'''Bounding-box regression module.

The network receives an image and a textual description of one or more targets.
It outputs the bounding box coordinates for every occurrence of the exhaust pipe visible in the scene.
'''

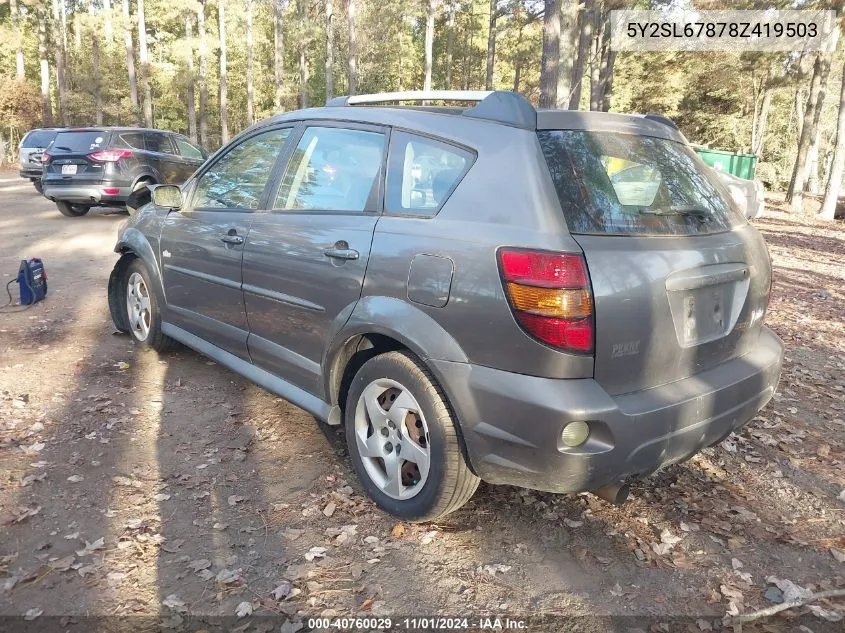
[592,483,629,506]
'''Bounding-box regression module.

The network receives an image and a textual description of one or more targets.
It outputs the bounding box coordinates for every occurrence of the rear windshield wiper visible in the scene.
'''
[641,206,712,221]
[53,146,73,152]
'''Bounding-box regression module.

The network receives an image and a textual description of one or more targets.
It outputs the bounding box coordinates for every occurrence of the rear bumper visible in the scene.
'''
[42,183,131,205]
[433,326,784,493]
[19,168,42,179]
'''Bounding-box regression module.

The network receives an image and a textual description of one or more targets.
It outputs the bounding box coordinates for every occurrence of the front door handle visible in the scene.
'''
[324,246,359,260]
[221,234,244,245]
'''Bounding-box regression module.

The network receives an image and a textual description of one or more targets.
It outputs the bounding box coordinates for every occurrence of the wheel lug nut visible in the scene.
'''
[380,428,389,437]
[384,442,393,454]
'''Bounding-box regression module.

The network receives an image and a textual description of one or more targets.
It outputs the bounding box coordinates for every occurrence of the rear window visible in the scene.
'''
[537,130,744,236]
[51,131,110,154]
[21,130,57,148]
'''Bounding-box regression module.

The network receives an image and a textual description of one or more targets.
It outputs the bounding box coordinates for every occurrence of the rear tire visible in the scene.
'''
[345,350,479,522]
[123,259,176,352]
[56,200,91,217]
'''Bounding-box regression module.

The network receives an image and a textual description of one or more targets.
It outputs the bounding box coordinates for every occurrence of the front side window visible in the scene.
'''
[386,131,472,215]
[175,137,204,160]
[274,126,385,212]
[537,130,745,236]
[193,127,291,210]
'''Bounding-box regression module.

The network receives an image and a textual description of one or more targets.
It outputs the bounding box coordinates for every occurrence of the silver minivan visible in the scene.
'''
[108,91,783,521]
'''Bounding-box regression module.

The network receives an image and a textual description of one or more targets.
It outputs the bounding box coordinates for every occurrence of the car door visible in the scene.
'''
[172,134,207,182]
[143,131,182,183]
[242,123,388,396]
[159,126,293,360]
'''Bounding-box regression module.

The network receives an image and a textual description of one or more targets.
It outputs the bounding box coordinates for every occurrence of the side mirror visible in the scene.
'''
[152,184,183,209]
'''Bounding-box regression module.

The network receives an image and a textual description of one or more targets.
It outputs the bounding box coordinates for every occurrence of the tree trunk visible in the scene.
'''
[53,0,69,125]
[569,0,593,110]
[218,0,229,143]
[424,0,437,92]
[246,0,255,124]
[103,0,113,41]
[38,8,53,125]
[787,45,836,212]
[819,57,845,220]
[445,3,454,89]
[556,0,578,108]
[347,0,357,95]
[298,0,308,108]
[122,0,140,125]
[539,0,560,108]
[89,0,103,125]
[752,89,773,156]
[273,0,284,110]
[325,0,334,101]
[198,1,209,148]
[138,0,153,126]
[485,0,496,90]
[61,0,69,72]
[11,0,24,78]
[186,15,197,142]
[807,124,823,194]
[589,8,606,111]
[597,49,616,111]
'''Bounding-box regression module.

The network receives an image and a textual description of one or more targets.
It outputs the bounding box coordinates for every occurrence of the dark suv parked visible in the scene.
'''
[108,91,783,521]
[19,127,64,193]
[42,127,206,217]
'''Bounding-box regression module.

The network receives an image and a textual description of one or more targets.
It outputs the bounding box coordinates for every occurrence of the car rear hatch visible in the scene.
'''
[44,130,113,185]
[20,130,58,169]
[537,124,772,396]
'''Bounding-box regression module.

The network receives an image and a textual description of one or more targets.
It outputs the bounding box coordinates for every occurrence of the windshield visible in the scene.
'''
[22,130,58,149]
[537,130,745,236]
[51,131,110,154]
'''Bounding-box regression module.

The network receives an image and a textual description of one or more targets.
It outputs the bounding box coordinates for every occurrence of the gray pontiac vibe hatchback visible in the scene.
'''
[107,90,784,521]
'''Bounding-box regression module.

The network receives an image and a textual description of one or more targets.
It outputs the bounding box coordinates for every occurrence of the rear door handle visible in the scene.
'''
[221,234,244,245]
[324,247,359,260]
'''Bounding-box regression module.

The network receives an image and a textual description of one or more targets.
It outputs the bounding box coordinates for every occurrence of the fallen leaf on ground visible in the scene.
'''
[390,524,405,538]
[23,608,42,621]
[75,537,105,557]
[831,547,845,563]
[271,581,292,600]
[235,601,252,618]
[304,546,327,561]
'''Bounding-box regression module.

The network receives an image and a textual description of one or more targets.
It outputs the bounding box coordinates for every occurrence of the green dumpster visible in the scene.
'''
[693,146,758,180]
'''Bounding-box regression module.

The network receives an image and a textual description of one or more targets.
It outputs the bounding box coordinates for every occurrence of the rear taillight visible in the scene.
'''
[498,248,594,353]
[89,149,133,162]
[41,152,51,164]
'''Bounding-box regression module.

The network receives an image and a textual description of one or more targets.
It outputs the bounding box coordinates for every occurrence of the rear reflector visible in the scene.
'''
[499,248,594,354]
[89,149,133,162]
[103,188,120,195]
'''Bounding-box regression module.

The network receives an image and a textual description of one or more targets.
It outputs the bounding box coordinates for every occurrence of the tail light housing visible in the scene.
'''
[41,152,51,164]
[498,248,594,353]
[89,149,133,162]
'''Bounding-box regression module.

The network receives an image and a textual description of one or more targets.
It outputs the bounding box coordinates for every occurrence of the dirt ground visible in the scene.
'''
[1,172,843,632]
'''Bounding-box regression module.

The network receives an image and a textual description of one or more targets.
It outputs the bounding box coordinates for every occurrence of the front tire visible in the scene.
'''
[123,259,176,352]
[345,351,479,522]
[56,200,90,217]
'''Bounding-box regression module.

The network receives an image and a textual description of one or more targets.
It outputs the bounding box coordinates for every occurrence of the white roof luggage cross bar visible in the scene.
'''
[345,90,493,105]
[324,89,538,130]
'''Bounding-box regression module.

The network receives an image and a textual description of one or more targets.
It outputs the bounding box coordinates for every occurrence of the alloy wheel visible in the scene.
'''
[126,272,152,342]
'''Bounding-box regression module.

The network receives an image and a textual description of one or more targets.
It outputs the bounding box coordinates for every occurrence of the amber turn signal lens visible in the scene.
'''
[506,283,592,318]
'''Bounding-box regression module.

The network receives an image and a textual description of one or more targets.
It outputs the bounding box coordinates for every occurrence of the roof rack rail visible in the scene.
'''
[325,90,537,130]
[643,113,679,130]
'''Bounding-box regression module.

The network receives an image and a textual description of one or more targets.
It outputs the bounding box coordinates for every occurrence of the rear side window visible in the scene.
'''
[118,133,145,150]
[144,132,176,154]
[274,126,385,212]
[51,131,109,153]
[537,130,744,236]
[22,130,57,148]
[386,131,472,216]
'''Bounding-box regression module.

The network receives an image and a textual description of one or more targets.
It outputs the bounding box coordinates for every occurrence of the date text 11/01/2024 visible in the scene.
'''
[306,617,527,630]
